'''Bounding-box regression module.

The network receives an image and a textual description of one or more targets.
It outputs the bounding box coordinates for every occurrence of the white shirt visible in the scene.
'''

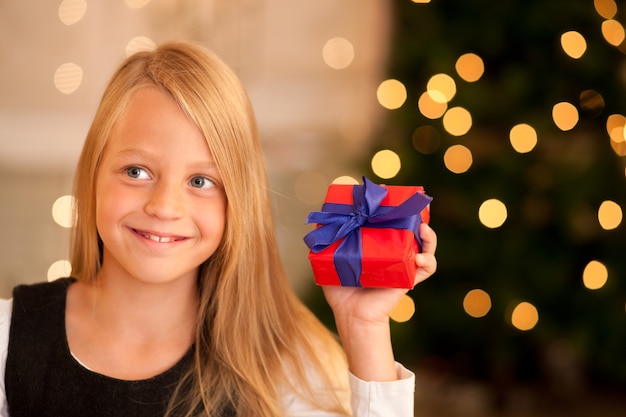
[0,298,414,416]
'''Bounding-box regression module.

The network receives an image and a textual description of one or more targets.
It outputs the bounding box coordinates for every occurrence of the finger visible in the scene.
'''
[414,252,437,286]
[419,223,437,255]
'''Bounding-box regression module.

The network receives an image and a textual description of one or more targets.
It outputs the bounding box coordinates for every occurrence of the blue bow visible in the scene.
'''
[304,177,432,286]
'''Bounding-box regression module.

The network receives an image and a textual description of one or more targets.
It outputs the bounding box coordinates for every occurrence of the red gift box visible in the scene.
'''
[304,179,431,289]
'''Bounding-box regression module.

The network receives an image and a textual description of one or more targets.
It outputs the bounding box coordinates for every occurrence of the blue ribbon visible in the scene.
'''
[304,177,432,287]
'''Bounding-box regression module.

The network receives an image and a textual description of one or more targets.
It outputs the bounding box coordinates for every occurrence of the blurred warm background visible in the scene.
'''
[1,1,625,416]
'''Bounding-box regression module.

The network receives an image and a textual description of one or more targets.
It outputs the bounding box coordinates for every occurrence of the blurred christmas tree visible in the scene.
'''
[306,0,626,409]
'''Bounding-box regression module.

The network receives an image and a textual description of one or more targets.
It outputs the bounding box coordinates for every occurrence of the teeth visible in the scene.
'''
[141,232,177,243]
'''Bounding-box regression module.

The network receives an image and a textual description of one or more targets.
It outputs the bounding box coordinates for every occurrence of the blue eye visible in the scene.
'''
[126,166,149,179]
[190,176,215,189]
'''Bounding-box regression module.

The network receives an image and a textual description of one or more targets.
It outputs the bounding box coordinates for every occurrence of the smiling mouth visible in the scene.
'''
[133,229,186,243]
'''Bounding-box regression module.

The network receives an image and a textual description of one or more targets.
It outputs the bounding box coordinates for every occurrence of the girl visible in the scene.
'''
[0,41,437,416]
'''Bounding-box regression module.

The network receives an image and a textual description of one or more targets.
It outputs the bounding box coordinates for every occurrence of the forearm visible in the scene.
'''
[335,314,398,382]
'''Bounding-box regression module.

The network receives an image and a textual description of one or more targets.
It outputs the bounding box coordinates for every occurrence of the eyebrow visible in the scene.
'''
[113,148,219,170]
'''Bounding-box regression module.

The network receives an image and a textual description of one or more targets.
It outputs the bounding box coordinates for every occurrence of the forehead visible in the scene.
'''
[102,87,214,164]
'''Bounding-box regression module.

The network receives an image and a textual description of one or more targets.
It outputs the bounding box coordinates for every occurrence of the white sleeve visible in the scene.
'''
[349,363,415,417]
[0,298,12,417]
[281,362,414,417]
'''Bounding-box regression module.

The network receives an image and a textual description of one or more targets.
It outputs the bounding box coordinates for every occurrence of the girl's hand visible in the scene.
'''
[321,223,437,381]
[322,223,437,324]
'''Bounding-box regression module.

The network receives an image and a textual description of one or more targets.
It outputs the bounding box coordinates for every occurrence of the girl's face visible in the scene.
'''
[94,87,226,287]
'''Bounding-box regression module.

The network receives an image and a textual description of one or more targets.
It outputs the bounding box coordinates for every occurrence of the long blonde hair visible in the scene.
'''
[70,42,349,416]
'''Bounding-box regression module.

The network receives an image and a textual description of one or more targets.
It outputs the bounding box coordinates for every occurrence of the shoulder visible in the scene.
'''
[11,278,74,315]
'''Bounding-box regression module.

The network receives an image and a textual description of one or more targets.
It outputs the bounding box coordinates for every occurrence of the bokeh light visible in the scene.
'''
[418,91,448,119]
[126,36,156,57]
[601,19,626,47]
[52,195,75,228]
[594,0,618,19]
[371,149,401,179]
[427,73,456,103]
[582,260,608,290]
[442,106,472,136]
[463,289,492,318]
[443,144,473,174]
[479,199,508,228]
[377,79,407,110]
[552,102,579,131]
[54,63,83,95]
[47,260,72,282]
[390,295,416,322]
[509,123,538,153]
[332,175,359,185]
[598,200,622,230]
[455,53,485,82]
[579,89,605,117]
[412,125,441,154]
[510,302,539,331]
[560,31,587,59]
[322,37,355,70]
[58,0,87,26]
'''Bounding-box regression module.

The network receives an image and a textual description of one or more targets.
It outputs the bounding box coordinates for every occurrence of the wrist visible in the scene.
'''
[335,313,397,382]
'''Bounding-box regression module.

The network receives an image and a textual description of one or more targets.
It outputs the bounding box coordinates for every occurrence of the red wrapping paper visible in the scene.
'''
[307,183,430,288]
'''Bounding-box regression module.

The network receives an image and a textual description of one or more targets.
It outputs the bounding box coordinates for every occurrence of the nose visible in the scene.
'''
[144,181,185,220]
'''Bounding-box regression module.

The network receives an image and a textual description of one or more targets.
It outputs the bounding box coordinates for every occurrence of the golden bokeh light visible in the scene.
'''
[601,19,626,46]
[322,37,355,70]
[418,91,448,119]
[126,36,156,57]
[443,107,472,136]
[125,0,152,9]
[390,295,416,323]
[377,79,407,110]
[332,175,359,185]
[47,260,72,282]
[54,62,83,95]
[411,0,431,3]
[294,171,328,205]
[463,289,492,318]
[412,125,441,154]
[583,260,608,290]
[510,302,539,331]
[371,149,401,179]
[443,144,473,174]
[598,200,623,230]
[594,0,618,19]
[552,102,579,131]
[52,195,75,229]
[560,31,587,59]
[509,123,538,153]
[479,198,508,229]
[455,53,485,82]
[58,0,87,26]
[427,73,456,103]
[606,114,626,156]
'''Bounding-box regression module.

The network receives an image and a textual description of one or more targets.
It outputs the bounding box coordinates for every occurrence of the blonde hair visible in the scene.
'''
[70,42,349,416]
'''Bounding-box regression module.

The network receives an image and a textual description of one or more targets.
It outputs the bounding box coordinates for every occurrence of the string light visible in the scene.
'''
[552,102,579,131]
[510,302,539,331]
[582,260,608,290]
[510,123,538,153]
[377,79,407,110]
[442,106,472,136]
[443,144,473,174]
[371,149,401,179]
[455,53,485,82]
[463,289,491,318]
[479,199,508,229]
[54,63,83,95]
[322,37,355,70]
